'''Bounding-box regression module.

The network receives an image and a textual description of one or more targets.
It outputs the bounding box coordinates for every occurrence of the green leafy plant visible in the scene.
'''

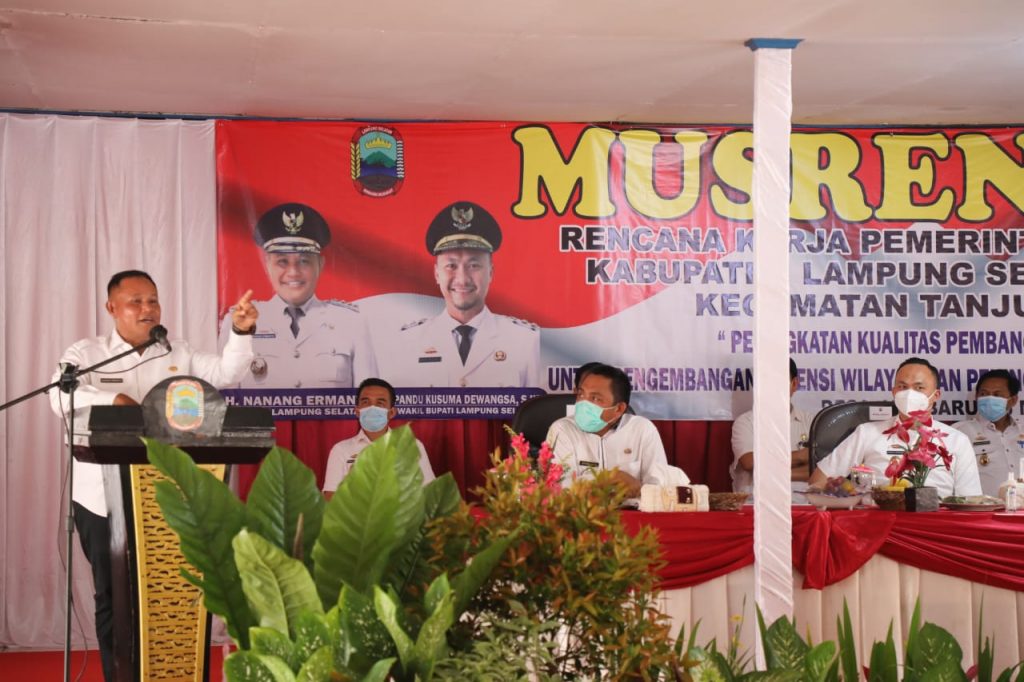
[146,426,514,682]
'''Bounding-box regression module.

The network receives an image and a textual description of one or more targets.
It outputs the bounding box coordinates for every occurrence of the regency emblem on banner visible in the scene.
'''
[351,125,405,197]
[165,379,204,431]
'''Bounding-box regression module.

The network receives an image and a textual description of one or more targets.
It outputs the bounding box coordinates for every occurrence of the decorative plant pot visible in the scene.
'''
[871,488,906,511]
[904,486,939,512]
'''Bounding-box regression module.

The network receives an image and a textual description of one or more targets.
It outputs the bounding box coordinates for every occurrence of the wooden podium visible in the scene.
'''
[74,376,274,682]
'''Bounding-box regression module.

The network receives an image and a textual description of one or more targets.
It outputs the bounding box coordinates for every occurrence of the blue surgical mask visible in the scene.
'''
[574,400,611,433]
[978,396,1009,423]
[358,405,390,433]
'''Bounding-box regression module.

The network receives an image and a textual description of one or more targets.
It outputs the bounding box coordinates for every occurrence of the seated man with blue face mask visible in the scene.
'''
[953,369,1023,497]
[809,357,981,497]
[323,378,435,498]
[545,363,683,497]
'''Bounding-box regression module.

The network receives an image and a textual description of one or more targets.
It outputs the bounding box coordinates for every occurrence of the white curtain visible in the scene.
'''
[0,114,217,649]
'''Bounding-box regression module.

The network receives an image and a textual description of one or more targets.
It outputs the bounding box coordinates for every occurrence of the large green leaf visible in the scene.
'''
[410,590,455,681]
[757,610,809,671]
[915,623,964,671]
[423,572,452,617]
[867,625,897,682]
[294,645,333,682]
[289,611,332,672]
[373,585,415,675]
[246,447,325,569]
[383,426,428,549]
[337,584,397,675]
[233,530,323,637]
[384,473,461,598]
[803,641,838,682]
[250,627,294,664]
[836,602,859,682]
[451,531,520,617]
[359,658,397,682]
[313,444,403,602]
[146,438,254,648]
[918,660,969,682]
[223,650,297,682]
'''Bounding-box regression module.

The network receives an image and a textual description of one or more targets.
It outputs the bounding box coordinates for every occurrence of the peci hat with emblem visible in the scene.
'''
[425,201,503,255]
[254,203,331,254]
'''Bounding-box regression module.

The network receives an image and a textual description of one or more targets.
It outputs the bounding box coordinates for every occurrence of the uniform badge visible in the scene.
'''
[251,357,268,378]
[451,205,473,230]
[165,379,203,432]
[978,453,990,467]
[494,350,506,361]
[624,448,632,455]
[351,125,405,198]
[168,366,178,372]
[424,347,438,354]
[580,460,599,468]
[282,210,304,234]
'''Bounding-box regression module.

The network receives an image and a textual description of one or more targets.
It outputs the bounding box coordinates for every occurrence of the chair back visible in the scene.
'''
[510,393,576,452]
[808,400,897,471]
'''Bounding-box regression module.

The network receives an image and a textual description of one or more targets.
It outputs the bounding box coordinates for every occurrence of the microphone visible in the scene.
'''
[150,325,172,352]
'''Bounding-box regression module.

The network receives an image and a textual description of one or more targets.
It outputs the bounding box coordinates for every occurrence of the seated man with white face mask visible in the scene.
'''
[323,378,434,498]
[809,357,981,498]
[545,363,684,497]
[953,369,1023,496]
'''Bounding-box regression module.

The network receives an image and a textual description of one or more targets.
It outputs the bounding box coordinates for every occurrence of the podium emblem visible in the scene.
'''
[165,379,204,431]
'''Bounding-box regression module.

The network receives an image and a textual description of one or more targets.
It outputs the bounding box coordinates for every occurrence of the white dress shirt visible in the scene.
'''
[951,415,1024,496]
[322,429,435,492]
[50,329,254,516]
[816,417,982,497]
[730,405,813,494]
[545,413,680,487]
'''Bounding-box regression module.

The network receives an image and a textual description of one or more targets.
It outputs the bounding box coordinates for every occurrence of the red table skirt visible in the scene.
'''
[621,508,1024,592]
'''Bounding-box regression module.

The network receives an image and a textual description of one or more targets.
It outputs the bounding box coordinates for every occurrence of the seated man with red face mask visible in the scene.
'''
[545,363,685,497]
[809,357,981,498]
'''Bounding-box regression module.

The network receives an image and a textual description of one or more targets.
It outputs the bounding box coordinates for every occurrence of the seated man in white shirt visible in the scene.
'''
[809,357,981,498]
[546,363,683,497]
[953,369,1023,496]
[730,358,813,495]
[323,378,435,498]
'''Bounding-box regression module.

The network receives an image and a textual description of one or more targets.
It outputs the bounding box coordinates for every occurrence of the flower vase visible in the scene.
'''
[904,486,939,512]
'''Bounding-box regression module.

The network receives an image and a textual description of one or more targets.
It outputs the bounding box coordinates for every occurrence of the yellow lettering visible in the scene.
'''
[873,133,954,221]
[709,131,753,221]
[790,133,872,222]
[620,129,709,219]
[511,126,617,218]
[955,132,1024,222]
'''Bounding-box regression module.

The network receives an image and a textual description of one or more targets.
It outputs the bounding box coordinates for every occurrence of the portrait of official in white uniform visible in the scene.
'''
[219,202,378,389]
[391,201,540,388]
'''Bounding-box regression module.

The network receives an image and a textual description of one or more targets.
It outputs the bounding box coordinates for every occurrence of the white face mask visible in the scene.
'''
[893,389,933,416]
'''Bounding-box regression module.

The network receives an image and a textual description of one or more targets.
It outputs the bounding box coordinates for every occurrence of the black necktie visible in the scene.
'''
[285,306,305,338]
[456,324,474,365]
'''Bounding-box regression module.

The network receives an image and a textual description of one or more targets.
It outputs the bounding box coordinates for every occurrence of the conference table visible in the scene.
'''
[622,507,1024,671]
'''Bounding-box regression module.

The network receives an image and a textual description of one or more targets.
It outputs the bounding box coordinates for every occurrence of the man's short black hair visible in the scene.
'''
[574,361,604,391]
[582,363,632,406]
[896,357,940,385]
[357,378,397,406]
[977,369,1021,396]
[789,358,798,381]
[107,270,156,296]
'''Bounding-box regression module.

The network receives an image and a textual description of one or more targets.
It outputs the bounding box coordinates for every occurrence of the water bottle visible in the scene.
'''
[1006,473,1019,513]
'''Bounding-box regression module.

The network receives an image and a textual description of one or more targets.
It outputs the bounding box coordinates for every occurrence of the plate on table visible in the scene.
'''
[804,492,863,510]
[940,495,1004,511]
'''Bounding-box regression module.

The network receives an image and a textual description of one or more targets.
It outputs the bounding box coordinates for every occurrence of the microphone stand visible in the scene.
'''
[0,333,161,682]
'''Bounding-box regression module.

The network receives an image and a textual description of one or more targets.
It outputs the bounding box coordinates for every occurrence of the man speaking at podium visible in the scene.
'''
[48,269,257,682]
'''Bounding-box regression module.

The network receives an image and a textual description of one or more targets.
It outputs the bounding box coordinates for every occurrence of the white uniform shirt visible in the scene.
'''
[951,415,1024,496]
[730,406,813,494]
[322,429,435,492]
[220,295,377,389]
[816,417,982,497]
[50,330,254,516]
[545,413,679,487]
[393,306,540,387]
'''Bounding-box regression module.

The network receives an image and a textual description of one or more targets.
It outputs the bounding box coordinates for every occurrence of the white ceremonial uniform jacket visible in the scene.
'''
[545,413,679,487]
[730,406,813,494]
[220,295,378,389]
[322,429,435,492]
[952,415,1024,496]
[816,417,982,497]
[394,306,540,388]
[50,329,254,516]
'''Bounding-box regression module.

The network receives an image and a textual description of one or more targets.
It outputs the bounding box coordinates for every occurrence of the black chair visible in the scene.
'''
[808,400,897,471]
[511,393,576,454]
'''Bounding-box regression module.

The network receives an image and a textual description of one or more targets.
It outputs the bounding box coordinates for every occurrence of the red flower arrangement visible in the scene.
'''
[506,430,564,496]
[882,410,953,488]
